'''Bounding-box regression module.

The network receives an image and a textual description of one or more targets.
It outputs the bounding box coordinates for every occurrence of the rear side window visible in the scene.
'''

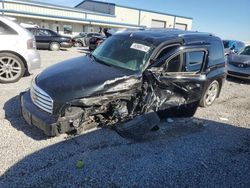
[164,50,205,73]
[0,21,17,35]
[209,41,224,64]
[210,41,224,59]
[36,29,51,36]
[184,51,205,72]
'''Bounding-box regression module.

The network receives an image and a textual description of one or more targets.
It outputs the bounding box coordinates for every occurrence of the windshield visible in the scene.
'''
[92,35,155,72]
[239,46,250,56]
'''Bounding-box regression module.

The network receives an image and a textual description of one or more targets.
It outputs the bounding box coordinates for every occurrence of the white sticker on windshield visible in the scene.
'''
[130,43,150,52]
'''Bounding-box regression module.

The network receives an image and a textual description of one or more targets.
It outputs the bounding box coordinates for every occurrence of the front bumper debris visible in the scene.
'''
[20,91,78,136]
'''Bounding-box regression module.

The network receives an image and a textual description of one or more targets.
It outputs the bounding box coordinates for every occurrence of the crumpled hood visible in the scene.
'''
[35,55,138,102]
[228,54,250,64]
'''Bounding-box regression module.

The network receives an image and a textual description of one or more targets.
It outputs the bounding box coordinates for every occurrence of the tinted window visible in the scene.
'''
[92,35,155,71]
[209,41,224,61]
[0,21,17,35]
[157,45,180,60]
[26,28,35,35]
[36,29,51,36]
[237,42,245,52]
[165,55,181,72]
[184,51,204,72]
[239,46,250,56]
[47,30,58,36]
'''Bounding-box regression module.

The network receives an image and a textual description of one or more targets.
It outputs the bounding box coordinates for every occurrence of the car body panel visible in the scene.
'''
[0,16,41,72]
[27,28,72,50]
[20,30,226,136]
[227,50,250,79]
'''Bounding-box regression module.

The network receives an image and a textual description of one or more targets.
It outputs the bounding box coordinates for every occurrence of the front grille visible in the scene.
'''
[30,82,53,114]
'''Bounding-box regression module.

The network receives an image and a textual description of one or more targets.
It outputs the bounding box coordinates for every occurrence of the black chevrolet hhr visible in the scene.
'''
[20,29,226,136]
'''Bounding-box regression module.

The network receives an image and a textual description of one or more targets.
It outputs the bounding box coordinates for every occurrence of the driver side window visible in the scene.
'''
[164,55,182,72]
[163,51,205,73]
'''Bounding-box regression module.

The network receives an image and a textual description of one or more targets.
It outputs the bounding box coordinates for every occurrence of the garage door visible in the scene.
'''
[175,23,187,30]
[151,20,166,28]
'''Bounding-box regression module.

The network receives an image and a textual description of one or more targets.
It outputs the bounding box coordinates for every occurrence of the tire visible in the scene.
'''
[199,80,220,107]
[0,52,25,83]
[74,41,83,47]
[50,42,60,51]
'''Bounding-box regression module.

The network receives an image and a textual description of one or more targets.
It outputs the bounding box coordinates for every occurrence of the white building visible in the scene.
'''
[0,0,193,36]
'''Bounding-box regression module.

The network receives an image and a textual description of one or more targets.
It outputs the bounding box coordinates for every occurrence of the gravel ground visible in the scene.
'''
[0,48,250,187]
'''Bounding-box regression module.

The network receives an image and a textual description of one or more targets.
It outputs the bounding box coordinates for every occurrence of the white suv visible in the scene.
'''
[0,16,41,83]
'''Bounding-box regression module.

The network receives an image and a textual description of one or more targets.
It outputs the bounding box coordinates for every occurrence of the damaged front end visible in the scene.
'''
[20,75,146,136]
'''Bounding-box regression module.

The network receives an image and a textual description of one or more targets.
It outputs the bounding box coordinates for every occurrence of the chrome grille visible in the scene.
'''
[30,82,53,114]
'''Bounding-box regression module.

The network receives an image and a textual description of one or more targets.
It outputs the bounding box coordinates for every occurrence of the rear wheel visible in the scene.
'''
[50,42,60,51]
[200,80,220,107]
[74,41,83,47]
[0,53,25,83]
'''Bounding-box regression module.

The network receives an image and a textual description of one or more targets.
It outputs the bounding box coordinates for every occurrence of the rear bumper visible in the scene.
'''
[26,49,41,71]
[60,42,73,48]
[20,91,76,136]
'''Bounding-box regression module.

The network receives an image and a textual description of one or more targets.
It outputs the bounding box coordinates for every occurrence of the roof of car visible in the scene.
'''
[115,29,220,46]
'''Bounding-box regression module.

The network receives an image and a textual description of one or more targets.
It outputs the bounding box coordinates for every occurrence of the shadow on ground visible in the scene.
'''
[1,108,250,187]
[76,47,91,54]
[3,96,48,140]
[227,76,250,85]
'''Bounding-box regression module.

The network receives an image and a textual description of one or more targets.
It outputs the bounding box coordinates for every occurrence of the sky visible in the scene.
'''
[36,0,250,42]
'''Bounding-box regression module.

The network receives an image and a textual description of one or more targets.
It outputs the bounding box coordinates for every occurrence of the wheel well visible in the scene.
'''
[50,42,60,45]
[0,50,28,71]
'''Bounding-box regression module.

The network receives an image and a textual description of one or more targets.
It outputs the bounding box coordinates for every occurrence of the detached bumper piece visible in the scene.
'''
[20,91,76,136]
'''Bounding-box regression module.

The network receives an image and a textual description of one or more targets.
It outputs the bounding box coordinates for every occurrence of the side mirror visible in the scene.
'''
[147,66,163,74]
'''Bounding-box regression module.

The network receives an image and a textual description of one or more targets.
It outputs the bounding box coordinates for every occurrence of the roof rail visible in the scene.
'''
[178,32,214,37]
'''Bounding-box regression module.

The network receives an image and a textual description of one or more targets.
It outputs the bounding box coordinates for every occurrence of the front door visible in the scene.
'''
[143,45,208,113]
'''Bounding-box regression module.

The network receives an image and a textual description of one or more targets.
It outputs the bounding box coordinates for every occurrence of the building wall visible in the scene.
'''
[0,0,193,36]
[15,17,84,36]
[175,17,192,30]
[140,11,175,28]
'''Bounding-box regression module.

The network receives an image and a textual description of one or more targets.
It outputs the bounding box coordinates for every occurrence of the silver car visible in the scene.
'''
[0,16,41,83]
[227,45,250,80]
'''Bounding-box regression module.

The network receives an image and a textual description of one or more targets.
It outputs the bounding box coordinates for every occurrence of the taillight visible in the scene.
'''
[27,38,36,49]
[96,39,103,46]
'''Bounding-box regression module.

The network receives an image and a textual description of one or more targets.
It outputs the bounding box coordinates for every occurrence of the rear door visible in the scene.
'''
[145,45,208,111]
[0,20,19,51]
[35,29,51,49]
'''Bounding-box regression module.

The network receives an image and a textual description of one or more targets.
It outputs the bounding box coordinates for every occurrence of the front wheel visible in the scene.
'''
[0,53,25,83]
[200,80,220,107]
[50,42,60,51]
